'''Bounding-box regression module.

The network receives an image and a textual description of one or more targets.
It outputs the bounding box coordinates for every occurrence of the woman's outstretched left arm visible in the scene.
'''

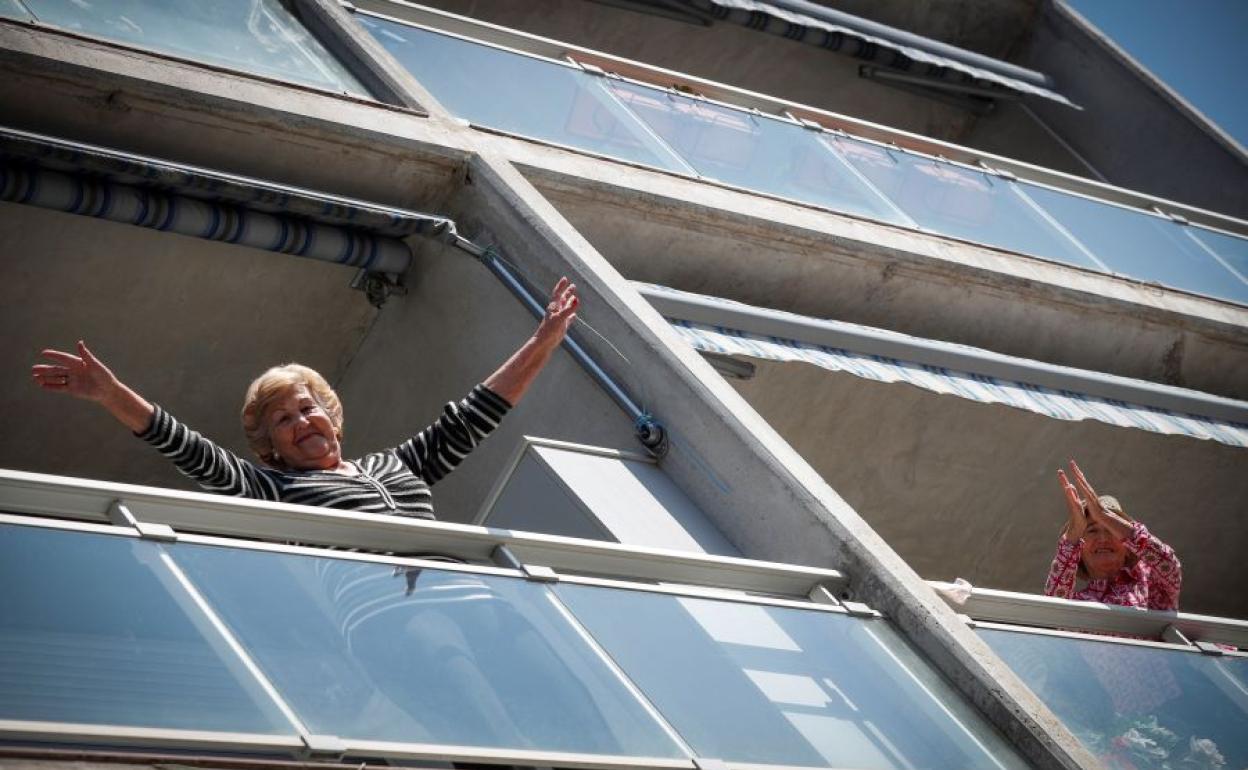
[396,278,579,484]
[484,277,578,405]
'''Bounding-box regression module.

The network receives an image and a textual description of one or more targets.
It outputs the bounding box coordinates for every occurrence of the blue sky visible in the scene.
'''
[1065,0,1248,148]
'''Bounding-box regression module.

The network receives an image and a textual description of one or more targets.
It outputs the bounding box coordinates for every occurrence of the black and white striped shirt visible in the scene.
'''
[139,385,511,519]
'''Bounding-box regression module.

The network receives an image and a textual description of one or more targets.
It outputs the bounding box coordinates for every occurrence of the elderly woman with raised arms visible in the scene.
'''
[1045,459,1182,611]
[31,278,579,519]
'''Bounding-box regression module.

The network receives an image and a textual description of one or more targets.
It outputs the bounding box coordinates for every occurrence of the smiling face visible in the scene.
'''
[264,385,343,471]
[1081,520,1129,580]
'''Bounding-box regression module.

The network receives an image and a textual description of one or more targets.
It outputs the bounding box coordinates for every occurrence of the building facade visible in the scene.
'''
[1,2,1246,770]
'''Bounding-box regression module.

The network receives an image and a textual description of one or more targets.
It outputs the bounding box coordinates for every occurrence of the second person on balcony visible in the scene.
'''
[31,279,579,519]
[1044,459,1182,611]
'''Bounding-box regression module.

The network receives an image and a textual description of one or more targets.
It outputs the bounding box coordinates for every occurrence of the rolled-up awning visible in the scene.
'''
[639,283,1248,448]
[677,0,1076,108]
[0,127,458,275]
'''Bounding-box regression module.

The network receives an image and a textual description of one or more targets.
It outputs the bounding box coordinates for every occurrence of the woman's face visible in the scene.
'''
[1081,521,1128,580]
[265,385,342,471]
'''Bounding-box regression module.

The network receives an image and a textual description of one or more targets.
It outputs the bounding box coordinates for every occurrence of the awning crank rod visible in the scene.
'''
[452,235,668,457]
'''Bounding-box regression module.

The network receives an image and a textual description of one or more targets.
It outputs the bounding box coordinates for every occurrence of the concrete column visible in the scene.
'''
[450,149,1101,770]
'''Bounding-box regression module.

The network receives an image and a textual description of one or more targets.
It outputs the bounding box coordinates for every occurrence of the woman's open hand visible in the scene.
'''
[534,277,579,350]
[32,341,119,403]
[1057,468,1087,540]
[32,341,153,432]
[483,277,581,406]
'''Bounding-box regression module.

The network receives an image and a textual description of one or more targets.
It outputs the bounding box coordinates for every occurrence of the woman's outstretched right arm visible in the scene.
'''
[33,342,278,500]
[32,341,154,432]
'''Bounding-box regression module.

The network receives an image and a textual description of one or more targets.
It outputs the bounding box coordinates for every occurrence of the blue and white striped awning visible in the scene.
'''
[678,0,1075,107]
[638,284,1248,448]
[0,127,458,275]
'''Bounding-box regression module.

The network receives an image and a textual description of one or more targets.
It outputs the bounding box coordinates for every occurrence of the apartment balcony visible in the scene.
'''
[2,5,1247,769]
[2,469,1246,770]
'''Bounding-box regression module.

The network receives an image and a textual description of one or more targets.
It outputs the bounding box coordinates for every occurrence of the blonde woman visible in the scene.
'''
[32,279,579,519]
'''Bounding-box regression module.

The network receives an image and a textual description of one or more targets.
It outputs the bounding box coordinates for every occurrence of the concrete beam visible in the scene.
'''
[504,138,1248,400]
[0,20,472,209]
[448,150,1099,770]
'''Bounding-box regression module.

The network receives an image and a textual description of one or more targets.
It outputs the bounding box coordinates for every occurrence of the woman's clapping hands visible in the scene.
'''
[1057,459,1132,541]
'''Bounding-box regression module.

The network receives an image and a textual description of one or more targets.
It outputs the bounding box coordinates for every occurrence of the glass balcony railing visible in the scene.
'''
[0,0,32,22]
[557,583,1020,770]
[4,0,369,96]
[355,11,1248,307]
[981,628,1248,770]
[0,470,1028,770]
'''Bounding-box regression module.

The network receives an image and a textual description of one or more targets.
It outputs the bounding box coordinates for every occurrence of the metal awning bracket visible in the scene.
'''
[108,500,176,542]
[841,600,876,618]
[1161,624,1192,646]
[808,582,843,607]
[577,61,608,77]
[1154,207,1190,225]
[491,544,559,582]
[300,734,345,759]
[1194,640,1225,656]
[693,759,730,770]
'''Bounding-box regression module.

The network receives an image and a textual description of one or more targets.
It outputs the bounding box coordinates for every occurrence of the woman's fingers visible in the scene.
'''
[39,349,83,367]
[77,340,103,368]
[547,278,579,319]
[1057,470,1081,510]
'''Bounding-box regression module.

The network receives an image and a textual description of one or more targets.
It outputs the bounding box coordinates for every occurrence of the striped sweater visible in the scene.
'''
[139,384,511,519]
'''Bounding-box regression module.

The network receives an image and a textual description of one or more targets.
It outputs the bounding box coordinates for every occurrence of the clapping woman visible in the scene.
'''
[1045,459,1182,610]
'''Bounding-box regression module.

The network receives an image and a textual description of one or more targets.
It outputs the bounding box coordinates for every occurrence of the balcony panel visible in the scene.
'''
[981,628,1248,770]
[827,136,1101,271]
[1018,183,1248,304]
[357,15,687,172]
[14,0,368,95]
[601,80,908,225]
[0,524,294,734]
[555,582,1026,770]
[0,1,32,22]
[1188,225,1248,281]
[170,542,689,758]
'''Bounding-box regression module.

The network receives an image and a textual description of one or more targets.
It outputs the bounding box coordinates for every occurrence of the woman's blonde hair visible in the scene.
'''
[241,364,343,467]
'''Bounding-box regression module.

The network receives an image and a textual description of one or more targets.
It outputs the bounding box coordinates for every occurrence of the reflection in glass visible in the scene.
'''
[556,584,1024,769]
[172,545,686,757]
[358,15,685,171]
[0,525,292,733]
[830,138,1100,270]
[981,629,1248,770]
[0,0,33,21]
[19,0,367,95]
[1019,183,1248,303]
[1188,226,1248,284]
[603,80,907,224]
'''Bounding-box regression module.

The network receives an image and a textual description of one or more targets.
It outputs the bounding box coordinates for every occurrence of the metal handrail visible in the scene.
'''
[929,580,1248,650]
[0,469,846,599]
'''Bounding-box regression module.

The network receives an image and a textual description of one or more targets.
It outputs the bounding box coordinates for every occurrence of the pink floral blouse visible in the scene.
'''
[1044,522,1182,610]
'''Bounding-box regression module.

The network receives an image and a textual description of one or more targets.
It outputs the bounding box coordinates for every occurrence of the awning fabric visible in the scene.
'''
[680,0,1076,108]
[658,308,1248,449]
[0,127,458,274]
